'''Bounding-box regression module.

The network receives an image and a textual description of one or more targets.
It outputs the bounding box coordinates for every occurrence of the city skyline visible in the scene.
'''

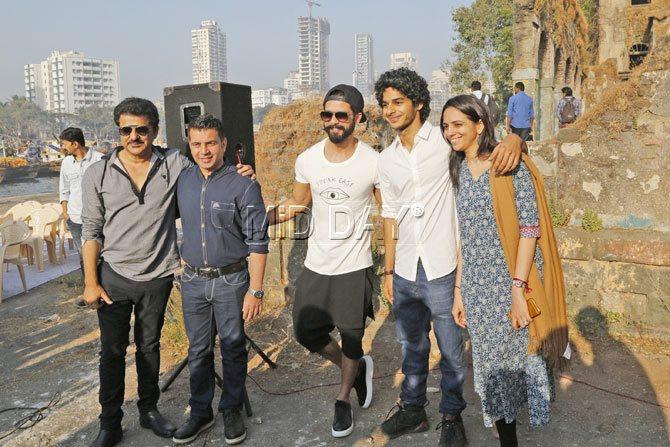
[1,0,470,103]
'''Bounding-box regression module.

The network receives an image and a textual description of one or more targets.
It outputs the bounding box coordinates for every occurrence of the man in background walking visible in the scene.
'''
[556,86,582,129]
[506,81,534,141]
[59,127,103,307]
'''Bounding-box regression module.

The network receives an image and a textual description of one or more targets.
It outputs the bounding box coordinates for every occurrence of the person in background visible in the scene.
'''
[59,127,104,308]
[506,82,534,141]
[555,86,582,129]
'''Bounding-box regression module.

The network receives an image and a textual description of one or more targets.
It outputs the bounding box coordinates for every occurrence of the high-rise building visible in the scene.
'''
[191,20,227,83]
[298,16,330,92]
[283,71,301,93]
[390,52,418,71]
[24,50,120,114]
[428,69,451,111]
[354,33,374,98]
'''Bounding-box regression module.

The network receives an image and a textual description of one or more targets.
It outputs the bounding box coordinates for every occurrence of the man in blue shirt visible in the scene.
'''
[172,114,269,445]
[506,82,535,141]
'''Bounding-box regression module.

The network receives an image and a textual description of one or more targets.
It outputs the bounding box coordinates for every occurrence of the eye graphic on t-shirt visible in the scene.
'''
[320,187,350,205]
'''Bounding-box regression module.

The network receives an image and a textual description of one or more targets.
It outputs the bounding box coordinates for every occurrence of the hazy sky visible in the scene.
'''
[1,0,471,102]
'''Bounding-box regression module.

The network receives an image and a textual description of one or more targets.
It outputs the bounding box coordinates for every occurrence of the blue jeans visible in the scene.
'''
[66,219,84,275]
[392,262,467,415]
[180,268,249,418]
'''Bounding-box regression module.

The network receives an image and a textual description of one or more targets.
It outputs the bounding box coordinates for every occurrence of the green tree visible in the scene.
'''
[443,0,514,99]
[0,96,54,143]
[75,106,117,142]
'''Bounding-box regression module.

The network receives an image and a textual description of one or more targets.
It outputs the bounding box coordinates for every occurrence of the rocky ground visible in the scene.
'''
[0,273,668,446]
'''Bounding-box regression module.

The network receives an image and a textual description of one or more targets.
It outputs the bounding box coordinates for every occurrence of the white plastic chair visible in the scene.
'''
[0,221,31,303]
[42,203,70,259]
[26,207,61,269]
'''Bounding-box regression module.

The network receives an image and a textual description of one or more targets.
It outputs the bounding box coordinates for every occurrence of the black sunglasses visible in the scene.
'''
[119,125,151,137]
[320,111,350,123]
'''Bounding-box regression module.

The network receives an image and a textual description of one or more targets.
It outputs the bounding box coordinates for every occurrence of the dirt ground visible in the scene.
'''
[0,273,668,447]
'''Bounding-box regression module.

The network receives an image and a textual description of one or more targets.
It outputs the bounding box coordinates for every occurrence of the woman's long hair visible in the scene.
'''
[441,94,498,189]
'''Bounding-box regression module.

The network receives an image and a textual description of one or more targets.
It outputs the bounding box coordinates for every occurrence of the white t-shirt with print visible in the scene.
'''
[295,139,380,275]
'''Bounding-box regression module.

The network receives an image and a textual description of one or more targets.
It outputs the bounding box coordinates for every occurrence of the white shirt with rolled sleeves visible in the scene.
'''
[377,121,459,282]
[295,139,380,275]
[58,148,104,224]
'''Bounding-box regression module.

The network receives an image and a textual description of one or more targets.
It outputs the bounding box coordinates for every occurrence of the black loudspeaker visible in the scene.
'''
[164,82,255,168]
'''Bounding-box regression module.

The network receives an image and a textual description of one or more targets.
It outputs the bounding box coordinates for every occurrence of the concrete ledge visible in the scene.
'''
[555,227,670,266]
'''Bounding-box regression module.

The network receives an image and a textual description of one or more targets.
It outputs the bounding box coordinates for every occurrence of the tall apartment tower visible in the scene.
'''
[191,20,228,83]
[298,16,330,92]
[390,52,418,71]
[24,50,120,114]
[354,33,374,98]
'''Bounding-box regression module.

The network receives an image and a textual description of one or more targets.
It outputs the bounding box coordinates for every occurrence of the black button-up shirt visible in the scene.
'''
[177,165,269,268]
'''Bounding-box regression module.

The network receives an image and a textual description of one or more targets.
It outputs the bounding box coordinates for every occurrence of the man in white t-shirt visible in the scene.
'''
[268,85,380,439]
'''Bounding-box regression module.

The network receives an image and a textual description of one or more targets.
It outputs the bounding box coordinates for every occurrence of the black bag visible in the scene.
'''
[482,93,501,124]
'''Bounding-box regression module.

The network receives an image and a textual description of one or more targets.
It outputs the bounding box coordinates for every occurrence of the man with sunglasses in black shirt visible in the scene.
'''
[81,98,254,447]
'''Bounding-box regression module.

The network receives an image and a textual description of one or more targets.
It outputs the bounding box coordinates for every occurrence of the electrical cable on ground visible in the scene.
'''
[0,392,62,441]
[246,367,670,410]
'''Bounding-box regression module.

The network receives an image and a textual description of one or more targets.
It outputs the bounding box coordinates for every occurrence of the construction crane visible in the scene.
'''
[306,0,321,17]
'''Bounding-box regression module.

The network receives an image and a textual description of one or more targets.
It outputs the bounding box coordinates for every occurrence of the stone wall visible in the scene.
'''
[528,42,670,332]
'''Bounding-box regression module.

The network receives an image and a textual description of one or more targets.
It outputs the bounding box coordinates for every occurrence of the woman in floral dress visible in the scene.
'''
[440,95,554,447]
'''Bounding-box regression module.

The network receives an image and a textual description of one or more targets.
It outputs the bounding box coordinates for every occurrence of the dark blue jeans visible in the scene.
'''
[180,268,249,418]
[392,262,467,415]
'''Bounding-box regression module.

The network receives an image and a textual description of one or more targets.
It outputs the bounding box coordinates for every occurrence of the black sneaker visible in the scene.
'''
[222,408,246,445]
[380,403,429,439]
[353,355,373,408]
[172,415,215,444]
[332,400,353,438]
[437,414,468,447]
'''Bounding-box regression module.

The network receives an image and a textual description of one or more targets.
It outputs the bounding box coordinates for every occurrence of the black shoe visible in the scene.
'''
[380,403,429,439]
[139,409,177,438]
[172,415,215,444]
[91,428,122,447]
[437,414,468,447]
[332,400,353,438]
[222,408,246,445]
[353,355,373,408]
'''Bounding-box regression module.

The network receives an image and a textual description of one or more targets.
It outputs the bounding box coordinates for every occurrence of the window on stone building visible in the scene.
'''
[629,43,649,68]
[631,0,650,4]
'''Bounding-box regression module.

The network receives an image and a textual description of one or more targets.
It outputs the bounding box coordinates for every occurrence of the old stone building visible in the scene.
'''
[598,0,670,76]
[511,0,589,140]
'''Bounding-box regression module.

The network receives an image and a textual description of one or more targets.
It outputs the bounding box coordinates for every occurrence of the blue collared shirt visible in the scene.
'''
[507,91,535,128]
[177,164,269,268]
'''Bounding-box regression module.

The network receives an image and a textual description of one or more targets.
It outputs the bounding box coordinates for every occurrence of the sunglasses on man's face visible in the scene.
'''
[320,111,350,123]
[119,125,151,137]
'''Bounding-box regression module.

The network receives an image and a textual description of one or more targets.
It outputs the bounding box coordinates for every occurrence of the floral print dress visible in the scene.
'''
[456,160,553,428]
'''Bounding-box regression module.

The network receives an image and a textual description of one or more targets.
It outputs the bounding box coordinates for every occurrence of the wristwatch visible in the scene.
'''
[248,288,264,299]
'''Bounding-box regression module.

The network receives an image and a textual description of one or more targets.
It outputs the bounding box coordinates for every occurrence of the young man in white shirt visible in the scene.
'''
[374,68,523,446]
[268,85,379,439]
[59,127,104,307]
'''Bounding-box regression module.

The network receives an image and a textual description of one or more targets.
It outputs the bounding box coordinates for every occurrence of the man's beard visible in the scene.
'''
[325,121,355,144]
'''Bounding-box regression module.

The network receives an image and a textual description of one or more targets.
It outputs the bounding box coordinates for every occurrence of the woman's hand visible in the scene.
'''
[510,286,532,330]
[452,287,467,328]
[383,274,394,304]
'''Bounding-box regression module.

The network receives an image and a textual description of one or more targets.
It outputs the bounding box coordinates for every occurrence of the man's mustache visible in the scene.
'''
[325,125,346,132]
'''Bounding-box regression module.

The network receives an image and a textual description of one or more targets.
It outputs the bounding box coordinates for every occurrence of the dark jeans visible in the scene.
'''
[510,126,532,141]
[392,261,467,415]
[180,268,249,418]
[66,219,84,276]
[97,262,173,429]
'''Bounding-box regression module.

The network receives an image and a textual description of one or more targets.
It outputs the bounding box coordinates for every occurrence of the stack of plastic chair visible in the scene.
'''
[0,221,31,303]
[26,207,61,270]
